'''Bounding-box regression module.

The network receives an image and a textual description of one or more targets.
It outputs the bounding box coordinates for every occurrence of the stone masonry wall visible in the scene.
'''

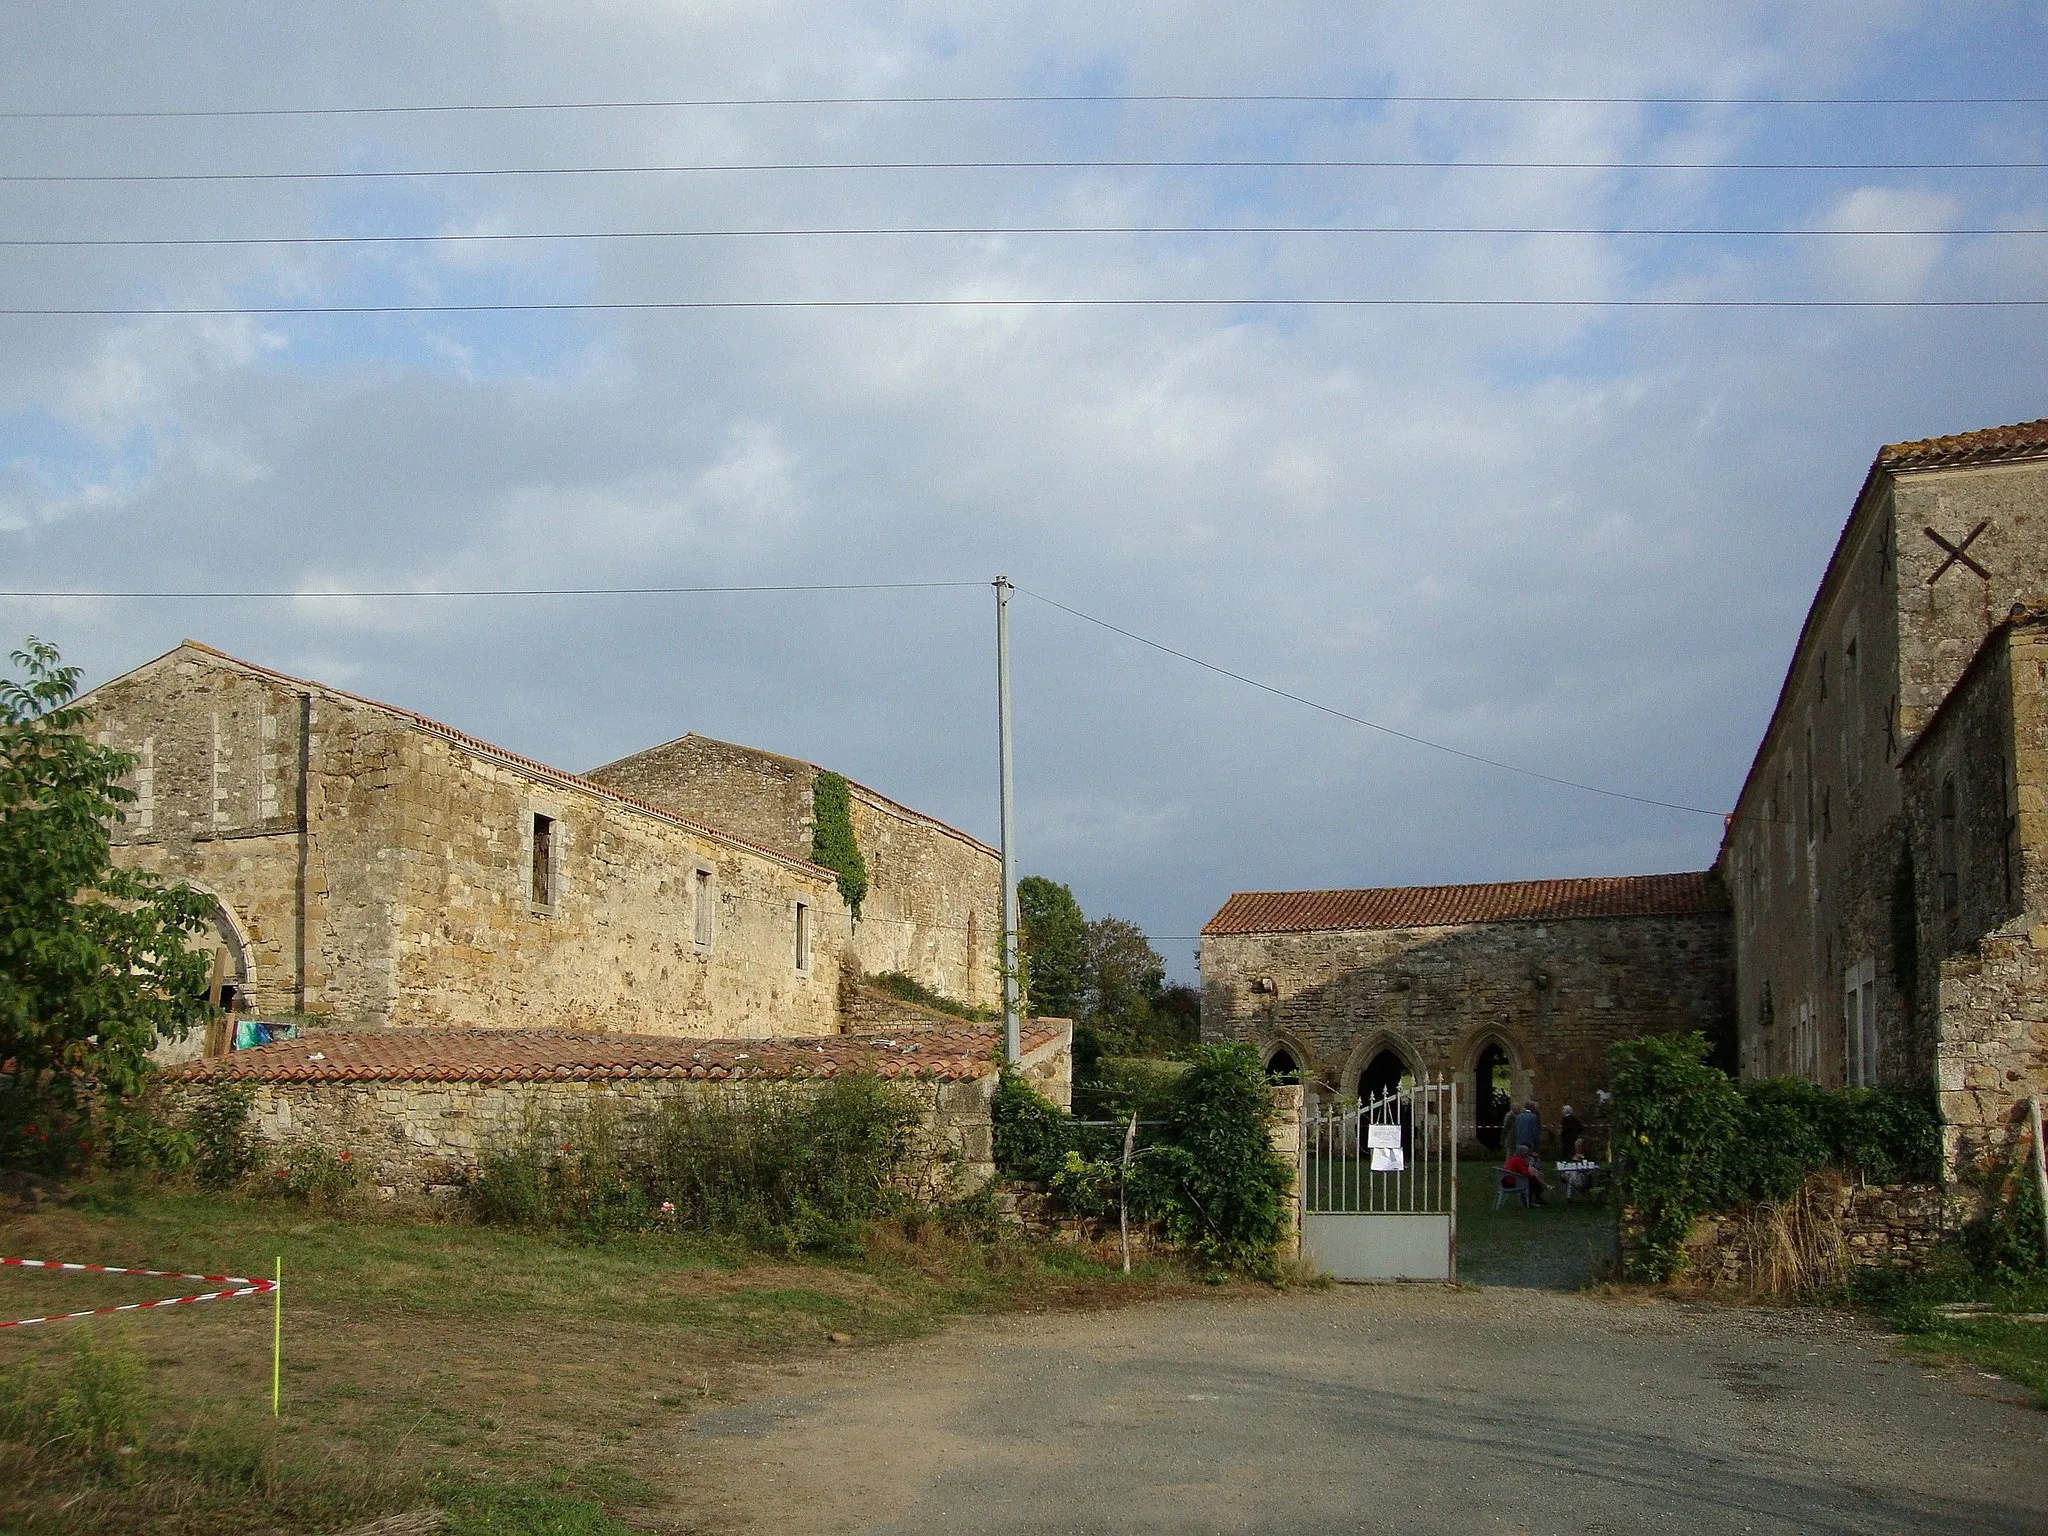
[1728,454,2048,1091]
[1202,909,1733,1152]
[587,735,1004,1010]
[1905,620,2048,1172]
[1678,1178,1979,1288]
[87,644,847,1040]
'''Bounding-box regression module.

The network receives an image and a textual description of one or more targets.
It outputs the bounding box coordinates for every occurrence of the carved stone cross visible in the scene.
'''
[1925,521,1991,585]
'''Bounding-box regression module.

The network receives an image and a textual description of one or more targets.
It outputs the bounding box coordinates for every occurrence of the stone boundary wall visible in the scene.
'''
[160,1023,1073,1205]
[1671,1177,1982,1289]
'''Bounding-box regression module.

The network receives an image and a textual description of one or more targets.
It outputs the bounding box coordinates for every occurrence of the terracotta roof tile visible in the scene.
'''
[1202,871,1725,936]
[1877,418,2048,471]
[162,1025,1054,1086]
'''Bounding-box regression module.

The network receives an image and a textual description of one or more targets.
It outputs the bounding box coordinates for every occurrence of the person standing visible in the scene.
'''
[1514,1101,1540,1155]
[1560,1104,1584,1158]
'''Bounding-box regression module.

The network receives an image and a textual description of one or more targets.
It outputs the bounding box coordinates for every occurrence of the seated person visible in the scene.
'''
[1503,1148,1548,1205]
[1560,1136,1598,1198]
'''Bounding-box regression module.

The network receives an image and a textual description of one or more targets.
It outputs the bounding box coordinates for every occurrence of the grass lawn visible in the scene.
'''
[1847,1268,2048,1408]
[0,1182,1201,1533]
[1454,1158,1616,1289]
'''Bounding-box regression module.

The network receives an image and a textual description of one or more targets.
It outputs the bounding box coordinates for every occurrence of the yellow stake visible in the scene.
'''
[272,1256,282,1416]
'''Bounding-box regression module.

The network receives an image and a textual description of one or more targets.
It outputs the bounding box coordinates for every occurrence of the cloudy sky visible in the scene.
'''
[4,2,2045,979]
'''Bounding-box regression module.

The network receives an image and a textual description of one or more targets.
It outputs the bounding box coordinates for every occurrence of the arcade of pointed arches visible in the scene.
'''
[1260,1024,1534,1149]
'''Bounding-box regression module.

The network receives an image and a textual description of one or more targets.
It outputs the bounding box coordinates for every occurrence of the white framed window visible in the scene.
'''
[693,866,715,951]
[1844,959,1879,1087]
[794,899,811,973]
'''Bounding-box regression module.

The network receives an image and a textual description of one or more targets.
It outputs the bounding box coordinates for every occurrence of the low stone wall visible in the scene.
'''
[1674,1175,1981,1289]
[160,1021,1073,1206]
[995,1182,1169,1259]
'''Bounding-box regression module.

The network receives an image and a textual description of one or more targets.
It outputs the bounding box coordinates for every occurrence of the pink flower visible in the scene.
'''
[660,1201,676,1215]
[338,1150,350,1161]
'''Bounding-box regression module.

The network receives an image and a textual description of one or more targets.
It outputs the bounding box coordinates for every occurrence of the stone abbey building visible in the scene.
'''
[1205,418,2048,1169]
[83,641,1001,1042]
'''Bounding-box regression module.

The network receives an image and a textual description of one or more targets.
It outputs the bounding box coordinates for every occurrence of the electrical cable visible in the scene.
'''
[1012,585,1731,820]
[4,91,2043,118]
[5,157,2041,183]
[6,224,2040,247]
[5,297,2042,317]
[0,581,981,598]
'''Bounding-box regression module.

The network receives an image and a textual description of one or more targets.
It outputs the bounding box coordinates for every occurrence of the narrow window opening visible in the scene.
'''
[794,900,811,972]
[693,867,714,949]
[1938,777,1959,916]
[531,813,556,908]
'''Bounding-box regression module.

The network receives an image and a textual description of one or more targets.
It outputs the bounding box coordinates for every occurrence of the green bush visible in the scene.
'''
[469,1075,924,1251]
[810,770,868,916]
[1071,1056,1186,1123]
[2,1328,151,1469]
[96,1096,194,1175]
[185,1081,259,1190]
[994,1043,1292,1277]
[1608,1032,1943,1281]
[865,970,997,1023]
[268,1141,364,1206]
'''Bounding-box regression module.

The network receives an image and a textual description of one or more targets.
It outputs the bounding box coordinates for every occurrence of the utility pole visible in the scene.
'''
[996,576,1021,1066]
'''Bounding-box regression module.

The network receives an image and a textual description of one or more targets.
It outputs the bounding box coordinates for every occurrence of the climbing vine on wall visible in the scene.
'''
[810,770,869,917]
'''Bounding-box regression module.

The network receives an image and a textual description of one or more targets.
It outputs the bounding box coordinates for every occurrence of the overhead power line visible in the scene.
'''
[0,574,1751,821]
[4,156,2041,184]
[0,581,981,598]
[1012,586,1730,821]
[4,297,2042,318]
[6,224,2040,248]
[3,91,2043,119]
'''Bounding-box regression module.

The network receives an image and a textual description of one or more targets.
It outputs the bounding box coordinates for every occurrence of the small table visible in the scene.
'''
[1555,1160,1606,1200]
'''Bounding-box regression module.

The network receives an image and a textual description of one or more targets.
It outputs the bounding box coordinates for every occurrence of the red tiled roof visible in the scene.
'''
[1201,871,1725,936]
[1877,418,2048,471]
[162,1025,1055,1086]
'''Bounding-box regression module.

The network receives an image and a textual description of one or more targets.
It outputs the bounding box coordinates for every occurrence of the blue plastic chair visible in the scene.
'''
[1494,1169,1531,1210]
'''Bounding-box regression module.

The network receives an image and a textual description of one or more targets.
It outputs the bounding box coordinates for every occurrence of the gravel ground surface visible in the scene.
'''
[668,1285,2047,1534]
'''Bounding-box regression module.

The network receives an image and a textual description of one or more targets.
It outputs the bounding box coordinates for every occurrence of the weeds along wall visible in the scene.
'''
[154,1023,1073,1204]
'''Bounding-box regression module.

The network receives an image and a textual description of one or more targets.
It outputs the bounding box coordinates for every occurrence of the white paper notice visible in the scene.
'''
[1366,1123,1402,1149]
[1370,1145,1405,1173]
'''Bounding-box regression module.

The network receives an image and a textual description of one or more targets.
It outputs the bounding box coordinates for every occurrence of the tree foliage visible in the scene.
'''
[1018,875,1086,1018]
[991,1042,1291,1277]
[0,639,213,1171]
[809,770,868,916]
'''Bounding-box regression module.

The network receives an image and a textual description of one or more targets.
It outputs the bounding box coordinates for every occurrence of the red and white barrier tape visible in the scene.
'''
[0,1255,277,1329]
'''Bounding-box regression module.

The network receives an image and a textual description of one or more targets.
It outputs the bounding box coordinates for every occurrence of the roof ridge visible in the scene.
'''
[144,644,839,883]
[1877,416,2048,470]
[1203,870,1724,935]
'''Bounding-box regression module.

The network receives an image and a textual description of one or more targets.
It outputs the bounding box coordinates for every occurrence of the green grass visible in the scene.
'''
[0,1179,1196,1532]
[1846,1263,2048,1407]
[1454,1158,1617,1289]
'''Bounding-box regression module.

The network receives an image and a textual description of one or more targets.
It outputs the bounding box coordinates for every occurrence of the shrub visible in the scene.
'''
[469,1075,924,1251]
[185,1081,259,1190]
[865,970,997,1023]
[1608,1031,1944,1281]
[269,1142,364,1206]
[995,1043,1292,1277]
[97,1096,194,1175]
[2,1329,151,1470]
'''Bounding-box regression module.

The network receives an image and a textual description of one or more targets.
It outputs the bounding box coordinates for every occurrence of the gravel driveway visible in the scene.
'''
[671,1285,2047,1534]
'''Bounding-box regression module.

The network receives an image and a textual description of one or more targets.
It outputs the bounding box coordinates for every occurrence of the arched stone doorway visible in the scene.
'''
[1356,1046,1414,1107]
[1264,1045,1302,1084]
[1472,1039,1515,1151]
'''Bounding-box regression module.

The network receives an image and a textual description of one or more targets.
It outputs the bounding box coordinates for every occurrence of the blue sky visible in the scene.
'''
[3,1,2045,982]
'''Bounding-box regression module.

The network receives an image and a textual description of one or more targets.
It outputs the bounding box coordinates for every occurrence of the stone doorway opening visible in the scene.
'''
[1356,1048,1413,1106]
[1473,1040,1514,1151]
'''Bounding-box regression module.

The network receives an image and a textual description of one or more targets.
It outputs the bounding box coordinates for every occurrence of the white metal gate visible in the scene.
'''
[1301,1078,1457,1281]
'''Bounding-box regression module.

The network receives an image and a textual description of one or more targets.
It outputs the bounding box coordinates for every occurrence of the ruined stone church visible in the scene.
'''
[1203,417,2048,1171]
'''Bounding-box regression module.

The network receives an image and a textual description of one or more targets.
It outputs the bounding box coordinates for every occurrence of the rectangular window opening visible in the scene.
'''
[531,813,555,908]
[795,900,811,973]
[694,868,714,949]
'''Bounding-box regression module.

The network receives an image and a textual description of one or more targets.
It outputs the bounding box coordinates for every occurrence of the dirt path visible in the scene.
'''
[653,1286,2047,1534]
